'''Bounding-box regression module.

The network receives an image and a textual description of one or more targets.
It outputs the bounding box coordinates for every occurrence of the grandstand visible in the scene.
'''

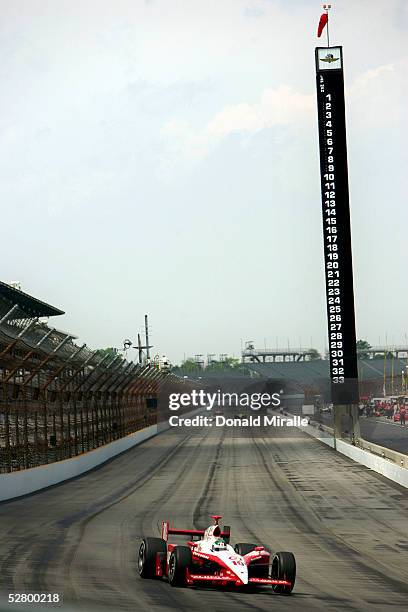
[246,358,407,399]
[247,359,329,387]
[0,282,183,473]
[247,357,407,379]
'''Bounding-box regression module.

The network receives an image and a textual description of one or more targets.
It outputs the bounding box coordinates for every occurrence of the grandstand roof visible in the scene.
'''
[0,281,64,319]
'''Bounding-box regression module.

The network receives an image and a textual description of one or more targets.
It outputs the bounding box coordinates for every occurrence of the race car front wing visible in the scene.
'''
[185,568,291,587]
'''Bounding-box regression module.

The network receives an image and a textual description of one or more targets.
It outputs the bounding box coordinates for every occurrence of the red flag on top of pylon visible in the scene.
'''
[317,13,328,37]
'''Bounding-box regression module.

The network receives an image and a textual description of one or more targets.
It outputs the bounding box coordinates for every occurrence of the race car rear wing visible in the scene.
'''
[161,521,231,543]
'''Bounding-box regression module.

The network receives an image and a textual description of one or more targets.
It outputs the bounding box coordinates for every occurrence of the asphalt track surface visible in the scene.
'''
[1,424,408,612]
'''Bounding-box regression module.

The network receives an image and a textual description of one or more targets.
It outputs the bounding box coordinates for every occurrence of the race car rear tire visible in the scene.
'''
[234,542,257,556]
[168,546,192,587]
[271,551,296,594]
[138,537,166,579]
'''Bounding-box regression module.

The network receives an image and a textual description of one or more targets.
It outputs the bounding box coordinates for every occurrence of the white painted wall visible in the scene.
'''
[335,439,408,488]
[0,424,158,502]
[0,407,203,502]
[281,411,408,489]
[301,421,335,448]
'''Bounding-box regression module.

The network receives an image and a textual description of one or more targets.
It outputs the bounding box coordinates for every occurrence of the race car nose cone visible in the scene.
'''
[236,565,248,585]
[219,551,249,584]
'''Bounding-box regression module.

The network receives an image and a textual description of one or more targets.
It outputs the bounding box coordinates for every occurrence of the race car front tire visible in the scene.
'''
[234,542,257,556]
[168,546,192,587]
[271,551,296,594]
[138,537,166,579]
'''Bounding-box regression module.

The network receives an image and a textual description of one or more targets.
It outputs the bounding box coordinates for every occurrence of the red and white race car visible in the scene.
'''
[138,515,296,593]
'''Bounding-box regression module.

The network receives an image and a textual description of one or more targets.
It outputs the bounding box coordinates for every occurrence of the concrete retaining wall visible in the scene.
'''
[289,413,408,489]
[299,421,335,449]
[0,424,158,502]
[0,406,204,502]
[357,437,408,469]
[336,438,408,488]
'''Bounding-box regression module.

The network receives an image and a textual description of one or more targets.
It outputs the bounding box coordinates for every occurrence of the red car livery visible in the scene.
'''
[138,515,296,594]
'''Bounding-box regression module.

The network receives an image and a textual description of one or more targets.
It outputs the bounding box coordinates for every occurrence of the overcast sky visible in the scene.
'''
[1,0,407,363]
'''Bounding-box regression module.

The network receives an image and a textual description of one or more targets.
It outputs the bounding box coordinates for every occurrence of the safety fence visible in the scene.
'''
[0,303,188,473]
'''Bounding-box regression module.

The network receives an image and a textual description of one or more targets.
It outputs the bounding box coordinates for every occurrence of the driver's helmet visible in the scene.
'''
[212,538,227,551]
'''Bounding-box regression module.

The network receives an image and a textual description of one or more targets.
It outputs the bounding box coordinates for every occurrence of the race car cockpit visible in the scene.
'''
[211,538,227,552]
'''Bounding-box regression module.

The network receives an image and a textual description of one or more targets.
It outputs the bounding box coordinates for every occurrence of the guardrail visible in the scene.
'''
[305,416,408,469]
[355,437,408,469]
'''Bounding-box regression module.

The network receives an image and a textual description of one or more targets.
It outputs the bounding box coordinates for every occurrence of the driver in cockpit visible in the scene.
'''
[211,537,227,552]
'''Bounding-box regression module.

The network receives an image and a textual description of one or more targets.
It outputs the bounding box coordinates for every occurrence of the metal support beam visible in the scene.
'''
[145,314,150,360]
[0,304,19,325]
[333,404,361,448]
[22,334,74,387]
[3,327,55,384]
[41,343,86,390]
[0,312,39,357]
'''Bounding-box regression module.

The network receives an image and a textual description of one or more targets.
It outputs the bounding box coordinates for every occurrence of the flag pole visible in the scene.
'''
[323,4,332,47]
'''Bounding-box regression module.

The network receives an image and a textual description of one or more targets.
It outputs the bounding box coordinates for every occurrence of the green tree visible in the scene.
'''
[172,356,249,376]
[206,357,241,371]
[356,339,371,359]
[172,358,202,374]
[95,347,123,361]
[308,348,321,360]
